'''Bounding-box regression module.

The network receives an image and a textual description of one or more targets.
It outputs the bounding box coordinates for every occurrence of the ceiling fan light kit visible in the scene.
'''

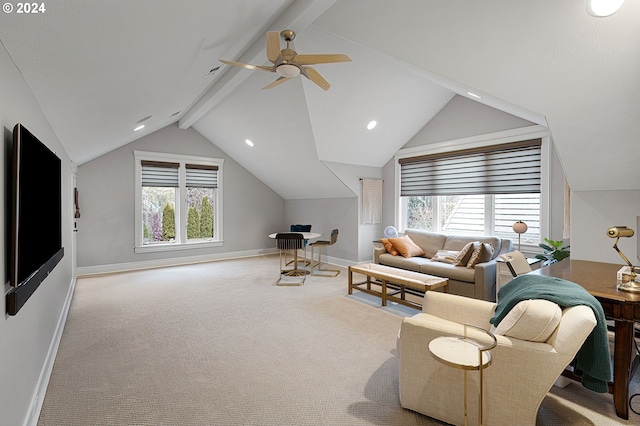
[276,64,300,78]
[220,29,351,91]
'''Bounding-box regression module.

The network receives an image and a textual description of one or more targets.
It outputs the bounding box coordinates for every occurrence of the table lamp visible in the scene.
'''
[607,226,640,292]
[513,221,528,251]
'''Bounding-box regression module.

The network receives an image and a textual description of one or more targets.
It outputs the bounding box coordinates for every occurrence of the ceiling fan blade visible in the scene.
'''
[302,67,330,91]
[266,31,281,63]
[293,54,352,65]
[262,77,291,90]
[219,59,272,72]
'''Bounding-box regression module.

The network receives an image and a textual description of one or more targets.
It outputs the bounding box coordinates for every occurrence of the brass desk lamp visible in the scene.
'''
[607,226,640,292]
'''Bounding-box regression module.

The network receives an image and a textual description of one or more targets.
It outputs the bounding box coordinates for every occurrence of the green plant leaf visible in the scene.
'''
[539,243,554,252]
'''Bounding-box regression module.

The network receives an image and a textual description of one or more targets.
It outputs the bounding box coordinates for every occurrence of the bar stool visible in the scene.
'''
[309,229,340,277]
[290,224,312,265]
[275,233,306,286]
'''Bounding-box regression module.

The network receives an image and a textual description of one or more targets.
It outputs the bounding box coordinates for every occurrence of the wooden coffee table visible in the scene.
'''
[348,263,449,309]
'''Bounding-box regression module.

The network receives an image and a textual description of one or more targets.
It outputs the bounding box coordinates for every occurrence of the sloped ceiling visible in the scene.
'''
[1,0,638,199]
[313,0,640,192]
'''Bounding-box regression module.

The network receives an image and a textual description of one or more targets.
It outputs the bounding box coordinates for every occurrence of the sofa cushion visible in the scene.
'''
[378,253,431,272]
[388,235,426,258]
[444,235,501,260]
[380,238,399,256]
[419,261,476,283]
[405,230,446,258]
[455,241,477,266]
[493,299,562,342]
[432,250,460,264]
[466,243,494,268]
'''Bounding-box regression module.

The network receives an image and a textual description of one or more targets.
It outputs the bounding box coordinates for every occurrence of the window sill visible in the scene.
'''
[135,240,224,254]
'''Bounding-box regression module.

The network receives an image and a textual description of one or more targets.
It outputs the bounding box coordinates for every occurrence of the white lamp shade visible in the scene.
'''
[276,64,300,78]
[513,221,528,234]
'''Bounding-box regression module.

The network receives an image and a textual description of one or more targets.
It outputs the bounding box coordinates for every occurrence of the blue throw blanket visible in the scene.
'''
[490,274,612,393]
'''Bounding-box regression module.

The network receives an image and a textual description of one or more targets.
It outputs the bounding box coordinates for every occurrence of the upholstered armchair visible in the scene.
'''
[398,291,597,426]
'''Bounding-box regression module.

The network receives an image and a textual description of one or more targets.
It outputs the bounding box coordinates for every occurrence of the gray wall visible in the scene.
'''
[382,95,568,249]
[323,161,384,262]
[404,95,536,148]
[284,198,357,264]
[1,44,75,426]
[572,190,640,263]
[75,94,575,271]
[76,124,285,269]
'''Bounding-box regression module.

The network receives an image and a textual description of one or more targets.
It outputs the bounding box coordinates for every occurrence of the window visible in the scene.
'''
[397,136,547,248]
[134,151,224,253]
[400,194,541,245]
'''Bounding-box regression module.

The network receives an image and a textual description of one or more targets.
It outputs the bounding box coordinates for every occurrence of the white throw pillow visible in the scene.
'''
[493,299,562,342]
[431,250,460,264]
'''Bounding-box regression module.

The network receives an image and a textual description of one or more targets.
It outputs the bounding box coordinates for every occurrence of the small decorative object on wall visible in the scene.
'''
[535,238,570,267]
[74,187,81,218]
[606,226,640,292]
[361,178,383,224]
[512,220,528,250]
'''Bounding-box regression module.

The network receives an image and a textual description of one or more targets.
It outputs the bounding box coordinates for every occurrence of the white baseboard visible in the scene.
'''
[24,276,77,426]
[75,248,279,276]
[315,254,360,269]
[75,249,365,278]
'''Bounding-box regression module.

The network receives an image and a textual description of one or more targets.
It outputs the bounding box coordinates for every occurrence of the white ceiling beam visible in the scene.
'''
[179,0,337,130]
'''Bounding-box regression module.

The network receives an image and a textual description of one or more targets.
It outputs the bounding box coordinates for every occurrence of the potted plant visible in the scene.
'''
[535,238,570,266]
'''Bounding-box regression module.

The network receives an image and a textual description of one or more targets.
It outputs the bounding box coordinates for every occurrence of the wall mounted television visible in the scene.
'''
[6,123,64,316]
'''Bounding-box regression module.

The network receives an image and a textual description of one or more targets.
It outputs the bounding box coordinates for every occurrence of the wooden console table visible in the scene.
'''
[530,260,640,420]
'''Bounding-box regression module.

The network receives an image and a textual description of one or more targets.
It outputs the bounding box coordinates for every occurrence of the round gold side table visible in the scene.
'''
[428,324,497,426]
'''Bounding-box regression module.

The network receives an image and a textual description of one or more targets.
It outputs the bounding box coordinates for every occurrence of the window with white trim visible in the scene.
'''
[398,139,543,246]
[134,151,223,253]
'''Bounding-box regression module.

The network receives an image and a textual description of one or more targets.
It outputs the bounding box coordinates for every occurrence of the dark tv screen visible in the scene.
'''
[7,123,64,315]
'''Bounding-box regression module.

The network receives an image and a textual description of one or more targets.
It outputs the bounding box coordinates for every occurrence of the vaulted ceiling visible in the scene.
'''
[1,0,638,199]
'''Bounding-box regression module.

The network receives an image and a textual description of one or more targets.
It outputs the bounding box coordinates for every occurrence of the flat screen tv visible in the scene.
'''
[7,123,64,315]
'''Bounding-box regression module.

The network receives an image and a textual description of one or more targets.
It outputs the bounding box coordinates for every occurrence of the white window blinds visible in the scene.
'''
[141,161,179,187]
[399,139,541,197]
[186,164,218,188]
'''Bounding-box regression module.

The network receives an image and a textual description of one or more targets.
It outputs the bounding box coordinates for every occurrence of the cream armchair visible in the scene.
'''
[398,291,597,426]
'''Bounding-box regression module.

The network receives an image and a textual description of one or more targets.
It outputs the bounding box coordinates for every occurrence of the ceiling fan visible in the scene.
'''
[219,30,351,91]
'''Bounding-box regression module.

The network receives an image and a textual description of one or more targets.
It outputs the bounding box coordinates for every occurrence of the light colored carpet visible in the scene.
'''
[38,256,639,425]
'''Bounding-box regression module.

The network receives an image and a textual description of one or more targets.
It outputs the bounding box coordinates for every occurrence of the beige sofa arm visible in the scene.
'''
[473,259,498,301]
[373,242,386,264]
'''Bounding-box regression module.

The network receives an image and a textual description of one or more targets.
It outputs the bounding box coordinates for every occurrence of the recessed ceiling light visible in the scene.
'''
[467,92,482,99]
[587,0,624,17]
[133,124,145,132]
[367,120,377,130]
[136,115,152,124]
[245,139,254,147]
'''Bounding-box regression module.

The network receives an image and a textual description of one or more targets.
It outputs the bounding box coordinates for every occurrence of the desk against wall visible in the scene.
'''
[530,260,640,420]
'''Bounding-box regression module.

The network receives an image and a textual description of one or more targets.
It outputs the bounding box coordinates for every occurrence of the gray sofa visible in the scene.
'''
[373,229,512,301]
